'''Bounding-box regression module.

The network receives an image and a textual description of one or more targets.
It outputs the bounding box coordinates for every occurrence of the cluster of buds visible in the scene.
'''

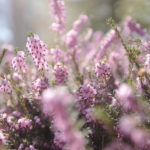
[16,117,33,131]
[95,61,111,81]
[0,78,12,94]
[12,51,27,74]
[53,62,68,85]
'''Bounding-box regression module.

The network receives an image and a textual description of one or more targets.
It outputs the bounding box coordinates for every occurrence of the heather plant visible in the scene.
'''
[1,0,150,150]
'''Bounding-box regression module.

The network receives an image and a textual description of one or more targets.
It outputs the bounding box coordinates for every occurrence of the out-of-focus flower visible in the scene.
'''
[145,54,150,71]
[73,15,88,32]
[42,87,85,150]
[0,130,6,145]
[65,30,78,49]
[42,87,72,115]
[130,128,150,148]
[142,38,150,51]
[119,115,150,148]
[51,46,64,63]
[50,0,66,33]
[97,29,117,59]
[65,14,88,49]
[123,16,146,36]
[109,49,129,85]
[119,115,141,135]
[12,111,21,118]
[12,72,22,82]
[116,83,137,111]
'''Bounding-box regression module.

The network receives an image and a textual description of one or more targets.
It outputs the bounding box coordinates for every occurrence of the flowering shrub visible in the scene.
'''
[0,0,150,150]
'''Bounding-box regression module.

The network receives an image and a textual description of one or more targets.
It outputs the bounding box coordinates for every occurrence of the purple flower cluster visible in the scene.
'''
[76,84,97,122]
[12,51,27,74]
[16,117,33,131]
[95,61,110,80]
[0,78,12,94]
[53,62,68,85]
[76,84,97,101]
[42,87,85,150]
[51,46,64,63]
[0,0,150,150]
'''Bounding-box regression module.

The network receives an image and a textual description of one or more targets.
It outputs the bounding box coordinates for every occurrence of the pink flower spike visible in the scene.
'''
[26,34,48,71]
[66,30,78,49]
[50,0,66,33]
[51,46,64,63]
[73,15,88,32]
[97,29,117,59]
[12,51,27,74]
[124,16,146,36]
[0,79,12,94]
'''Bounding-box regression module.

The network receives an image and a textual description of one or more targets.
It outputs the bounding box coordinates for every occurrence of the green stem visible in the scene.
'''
[72,49,83,85]
[0,49,7,64]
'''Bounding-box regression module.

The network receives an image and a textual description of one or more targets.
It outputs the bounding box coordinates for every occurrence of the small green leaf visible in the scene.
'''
[28,32,34,37]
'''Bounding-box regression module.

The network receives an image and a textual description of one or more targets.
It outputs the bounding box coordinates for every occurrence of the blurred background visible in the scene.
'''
[0,0,150,49]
